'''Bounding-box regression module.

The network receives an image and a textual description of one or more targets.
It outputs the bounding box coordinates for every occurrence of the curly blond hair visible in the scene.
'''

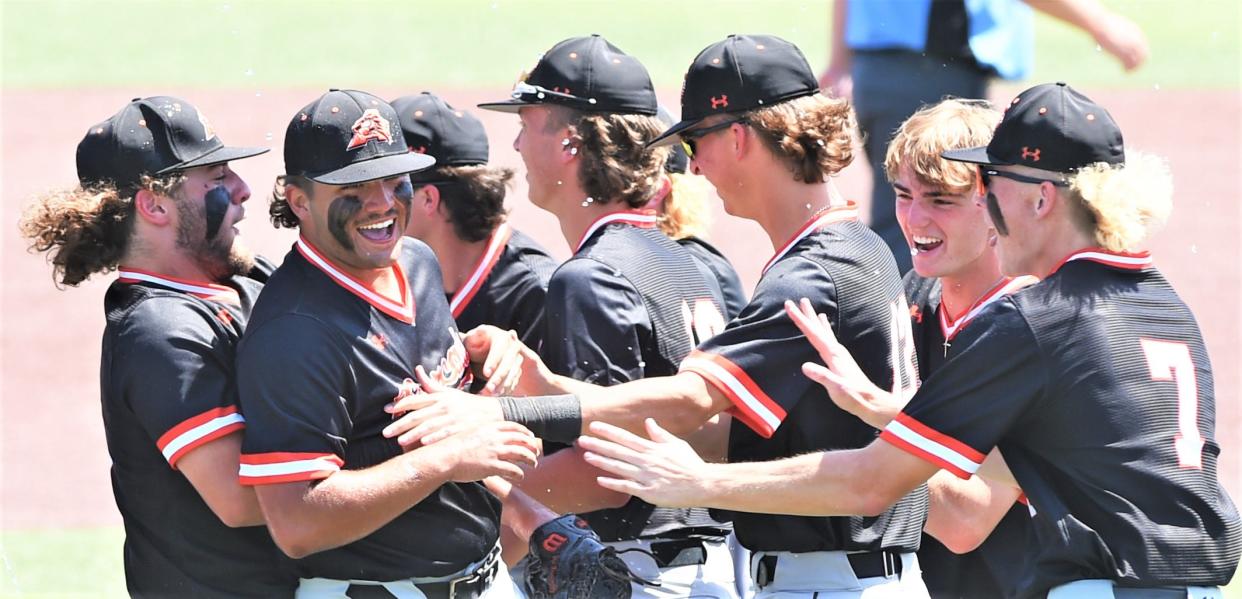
[549,106,670,208]
[884,99,1000,193]
[1068,151,1172,252]
[741,93,855,183]
[19,174,185,287]
[656,173,713,240]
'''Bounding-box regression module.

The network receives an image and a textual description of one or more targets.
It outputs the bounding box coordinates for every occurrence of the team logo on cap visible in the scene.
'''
[1021,147,1041,162]
[347,109,394,151]
[710,95,729,110]
[197,110,217,142]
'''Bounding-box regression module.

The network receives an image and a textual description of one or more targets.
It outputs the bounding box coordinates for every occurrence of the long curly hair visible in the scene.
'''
[742,93,856,183]
[19,174,184,287]
[1069,151,1173,252]
[550,107,669,208]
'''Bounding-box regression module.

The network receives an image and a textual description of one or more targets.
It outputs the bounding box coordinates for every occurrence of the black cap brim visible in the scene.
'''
[309,152,436,185]
[941,145,1012,167]
[477,99,530,114]
[158,145,270,174]
[647,118,703,149]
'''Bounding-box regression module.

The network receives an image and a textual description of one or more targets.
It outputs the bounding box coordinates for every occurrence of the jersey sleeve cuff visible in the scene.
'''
[680,350,786,438]
[156,406,246,469]
[879,413,986,479]
[239,452,345,485]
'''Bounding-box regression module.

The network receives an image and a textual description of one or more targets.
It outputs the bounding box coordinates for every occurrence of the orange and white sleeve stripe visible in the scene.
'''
[157,406,246,469]
[238,452,344,485]
[680,350,787,439]
[880,413,986,479]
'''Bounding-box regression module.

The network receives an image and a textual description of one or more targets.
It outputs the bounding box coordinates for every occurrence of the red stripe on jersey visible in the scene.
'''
[939,276,1038,342]
[878,430,974,480]
[574,210,658,254]
[1016,492,1029,506]
[892,413,986,464]
[1048,247,1152,277]
[238,452,344,486]
[450,223,512,318]
[117,267,241,305]
[157,406,246,470]
[681,351,786,438]
[761,203,860,275]
[166,422,245,469]
[296,237,416,324]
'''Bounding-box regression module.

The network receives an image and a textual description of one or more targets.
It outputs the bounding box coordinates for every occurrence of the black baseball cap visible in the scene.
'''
[649,34,819,148]
[284,89,435,185]
[76,96,268,191]
[391,92,489,167]
[478,35,657,116]
[942,82,1124,173]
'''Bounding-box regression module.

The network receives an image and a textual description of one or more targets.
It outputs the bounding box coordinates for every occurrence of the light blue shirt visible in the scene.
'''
[845,0,1033,79]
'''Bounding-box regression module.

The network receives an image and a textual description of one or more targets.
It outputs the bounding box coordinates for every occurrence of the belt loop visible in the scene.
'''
[883,551,896,578]
[756,554,778,587]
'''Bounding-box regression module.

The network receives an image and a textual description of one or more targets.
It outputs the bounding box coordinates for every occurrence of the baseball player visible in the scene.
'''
[795,98,1038,598]
[475,35,736,597]
[234,89,540,597]
[650,107,748,320]
[394,92,559,354]
[18,96,293,597]
[389,34,929,598]
[580,82,1242,598]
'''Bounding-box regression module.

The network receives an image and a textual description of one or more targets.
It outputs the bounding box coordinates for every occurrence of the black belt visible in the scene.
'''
[345,546,500,599]
[755,550,904,588]
[647,537,712,568]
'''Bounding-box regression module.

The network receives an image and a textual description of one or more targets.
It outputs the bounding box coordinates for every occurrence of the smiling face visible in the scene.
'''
[297,175,414,276]
[893,166,995,280]
[172,163,254,280]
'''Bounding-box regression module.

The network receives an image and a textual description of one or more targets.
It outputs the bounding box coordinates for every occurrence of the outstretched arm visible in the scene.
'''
[580,419,936,517]
[1025,0,1148,70]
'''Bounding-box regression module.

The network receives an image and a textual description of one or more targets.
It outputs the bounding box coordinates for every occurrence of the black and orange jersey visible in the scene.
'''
[903,271,1036,599]
[678,236,748,320]
[682,204,927,554]
[449,224,557,351]
[101,267,292,598]
[883,249,1242,597]
[542,209,728,541]
[237,237,498,581]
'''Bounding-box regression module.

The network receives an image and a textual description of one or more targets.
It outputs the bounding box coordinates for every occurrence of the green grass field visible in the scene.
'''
[1,0,1238,596]
[1,0,1238,89]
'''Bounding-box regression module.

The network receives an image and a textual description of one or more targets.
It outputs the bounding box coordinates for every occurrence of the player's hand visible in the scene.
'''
[461,325,560,396]
[461,325,526,396]
[1092,12,1149,71]
[428,421,540,483]
[785,298,904,429]
[578,419,711,509]
[383,365,505,448]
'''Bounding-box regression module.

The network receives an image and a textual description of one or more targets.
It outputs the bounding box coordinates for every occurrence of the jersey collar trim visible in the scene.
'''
[116,267,240,305]
[295,236,416,325]
[761,202,860,276]
[574,210,659,254]
[1050,247,1152,276]
[450,223,513,318]
[939,275,1038,341]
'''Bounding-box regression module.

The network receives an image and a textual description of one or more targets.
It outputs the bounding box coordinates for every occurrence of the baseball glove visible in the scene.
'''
[523,514,637,599]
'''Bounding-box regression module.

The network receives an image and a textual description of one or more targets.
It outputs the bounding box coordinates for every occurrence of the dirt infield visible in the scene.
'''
[1,86,1237,529]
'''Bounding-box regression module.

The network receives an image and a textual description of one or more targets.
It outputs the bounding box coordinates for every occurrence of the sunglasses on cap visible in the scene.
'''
[680,117,748,159]
[978,167,1069,190]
